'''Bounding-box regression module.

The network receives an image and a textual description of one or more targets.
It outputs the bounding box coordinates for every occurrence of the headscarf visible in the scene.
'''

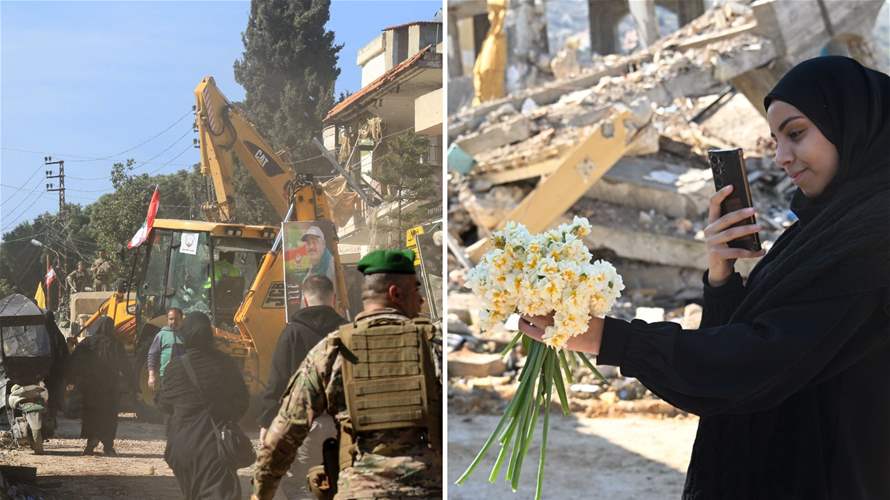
[179,311,214,350]
[763,56,890,223]
[731,56,890,321]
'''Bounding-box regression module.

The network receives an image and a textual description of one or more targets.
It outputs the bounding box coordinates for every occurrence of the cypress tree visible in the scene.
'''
[234,0,342,177]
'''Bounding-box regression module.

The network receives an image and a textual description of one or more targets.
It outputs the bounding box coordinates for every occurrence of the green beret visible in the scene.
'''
[357,249,416,275]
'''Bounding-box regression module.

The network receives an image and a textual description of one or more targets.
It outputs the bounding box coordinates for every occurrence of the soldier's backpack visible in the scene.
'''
[338,314,439,446]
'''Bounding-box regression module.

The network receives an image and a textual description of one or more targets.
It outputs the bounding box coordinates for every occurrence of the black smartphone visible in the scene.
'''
[708,148,761,252]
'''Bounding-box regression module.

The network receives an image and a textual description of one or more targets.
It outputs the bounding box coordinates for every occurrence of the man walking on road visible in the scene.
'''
[258,274,347,499]
[147,307,184,391]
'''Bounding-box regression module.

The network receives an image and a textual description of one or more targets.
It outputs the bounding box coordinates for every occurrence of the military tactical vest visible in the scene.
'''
[338,314,437,434]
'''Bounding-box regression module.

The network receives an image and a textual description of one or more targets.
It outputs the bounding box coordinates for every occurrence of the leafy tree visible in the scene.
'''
[88,159,205,282]
[229,161,280,225]
[0,278,14,298]
[0,204,95,308]
[234,0,342,177]
[370,132,441,247]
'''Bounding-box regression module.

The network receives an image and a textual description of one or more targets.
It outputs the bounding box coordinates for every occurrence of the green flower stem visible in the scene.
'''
[456,398,516,484]
[505,390,531,486]
[488,414,519,483]
[575,351,609,384]
[535,355,554,500]
[500,331,523,357]
[558,349,574,385]
[551,352,571,415]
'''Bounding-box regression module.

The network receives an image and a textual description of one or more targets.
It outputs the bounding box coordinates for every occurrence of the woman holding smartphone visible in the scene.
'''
[521,56,890,498]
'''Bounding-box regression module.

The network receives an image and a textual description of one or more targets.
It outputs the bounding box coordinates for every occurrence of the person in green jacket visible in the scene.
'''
[147,307,184,391]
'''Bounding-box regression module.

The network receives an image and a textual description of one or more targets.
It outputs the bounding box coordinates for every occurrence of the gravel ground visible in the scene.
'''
[0,414,292,499]
[448,412,699,500]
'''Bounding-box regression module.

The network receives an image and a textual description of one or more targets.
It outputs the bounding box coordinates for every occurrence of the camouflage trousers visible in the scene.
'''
[334,449,441,500]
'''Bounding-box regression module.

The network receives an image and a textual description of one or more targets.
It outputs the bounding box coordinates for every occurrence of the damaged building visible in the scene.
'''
[322,19,444,256]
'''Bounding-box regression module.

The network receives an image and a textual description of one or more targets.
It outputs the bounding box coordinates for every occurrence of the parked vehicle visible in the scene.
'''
[0,294,59,454]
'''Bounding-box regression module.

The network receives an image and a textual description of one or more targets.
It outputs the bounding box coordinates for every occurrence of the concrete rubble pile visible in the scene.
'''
[447,0,887,417]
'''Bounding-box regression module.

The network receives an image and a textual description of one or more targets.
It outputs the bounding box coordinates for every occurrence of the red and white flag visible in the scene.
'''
[128,186,160,249]
[45,265,56,288]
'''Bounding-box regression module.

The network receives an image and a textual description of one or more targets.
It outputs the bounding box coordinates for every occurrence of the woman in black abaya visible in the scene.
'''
[521,56,890,498]
[158,311,248,500]
[67,315,131,455]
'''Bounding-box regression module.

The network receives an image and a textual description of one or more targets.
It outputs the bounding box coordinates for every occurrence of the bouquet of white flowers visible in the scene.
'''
[456,216,624,499]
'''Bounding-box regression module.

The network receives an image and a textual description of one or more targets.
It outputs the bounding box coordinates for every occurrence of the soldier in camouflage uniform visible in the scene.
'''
[91,250,113,292]
[252,249,442,500]
[66,261,91,294]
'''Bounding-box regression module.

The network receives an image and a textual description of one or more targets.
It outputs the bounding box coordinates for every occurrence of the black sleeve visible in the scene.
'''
[699,270,747,328]
[597,289,889,417]
[259,326,297,428]
[216,356,249,422]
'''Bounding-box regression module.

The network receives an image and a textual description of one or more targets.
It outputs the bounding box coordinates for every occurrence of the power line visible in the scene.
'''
[1,107,192,164]
[65,109,195,163]
[0,230,46,244]
[2,179,45,222]
[0,166,43,206]
[2,147,196,172]
[2,191,51,232]
[67,128,194,181]
[148,142,194,175]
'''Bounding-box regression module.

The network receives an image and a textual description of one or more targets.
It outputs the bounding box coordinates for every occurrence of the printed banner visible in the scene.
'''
[282,220,338,318]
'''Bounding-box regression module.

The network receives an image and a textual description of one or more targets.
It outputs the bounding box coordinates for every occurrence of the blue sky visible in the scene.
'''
[0,0,441,238]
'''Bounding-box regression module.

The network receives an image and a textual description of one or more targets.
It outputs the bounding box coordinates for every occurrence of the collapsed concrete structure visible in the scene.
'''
[322,20,444,257]
[448,0,887,300]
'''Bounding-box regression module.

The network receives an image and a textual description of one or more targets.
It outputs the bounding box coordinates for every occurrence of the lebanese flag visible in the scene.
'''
[45,265,56,288]
[128,186,160,249]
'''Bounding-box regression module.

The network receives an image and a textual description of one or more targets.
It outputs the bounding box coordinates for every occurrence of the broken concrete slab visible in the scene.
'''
[454,114,533,156]
[583,156,713,219]
[448,348,507,378]
[458,183,525,230]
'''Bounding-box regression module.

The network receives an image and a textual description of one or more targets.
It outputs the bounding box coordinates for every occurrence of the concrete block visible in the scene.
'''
[583,220,708,270]
[448,75,474,115]
[448,348,507,378]
[69,291,114,325]
[584,156,713,219]
[454,115,532,156]
[713,38,777,82]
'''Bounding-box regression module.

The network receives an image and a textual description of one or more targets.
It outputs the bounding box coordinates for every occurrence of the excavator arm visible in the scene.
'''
[194,76,294,221]
[194,76,354,385]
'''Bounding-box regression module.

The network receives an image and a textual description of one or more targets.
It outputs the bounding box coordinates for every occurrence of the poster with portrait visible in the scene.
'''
[282,220,339,318]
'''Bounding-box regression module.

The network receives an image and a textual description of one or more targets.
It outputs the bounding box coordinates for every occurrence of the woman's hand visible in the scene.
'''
[518,314,604,354]
[704,185,766,286]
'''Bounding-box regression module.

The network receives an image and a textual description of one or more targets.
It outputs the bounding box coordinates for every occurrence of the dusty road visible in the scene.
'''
[0,414,296,499]
[448,412,699,500]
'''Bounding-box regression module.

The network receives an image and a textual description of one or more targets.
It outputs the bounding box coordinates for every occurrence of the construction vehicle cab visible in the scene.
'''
[130,218,278,419]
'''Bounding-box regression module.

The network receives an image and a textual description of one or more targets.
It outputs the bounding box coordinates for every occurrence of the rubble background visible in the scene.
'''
[447,0,889,496]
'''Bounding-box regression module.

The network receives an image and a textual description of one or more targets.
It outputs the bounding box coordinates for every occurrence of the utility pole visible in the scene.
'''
[44,156,66,214]
[44,156,67,306]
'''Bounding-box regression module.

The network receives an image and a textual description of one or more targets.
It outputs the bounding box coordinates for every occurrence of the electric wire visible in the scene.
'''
[67,128,194,181]
[0,166,42,207]
[67,109,194,162]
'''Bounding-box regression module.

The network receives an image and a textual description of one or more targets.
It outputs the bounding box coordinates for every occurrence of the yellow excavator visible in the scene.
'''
[83,76,367,420]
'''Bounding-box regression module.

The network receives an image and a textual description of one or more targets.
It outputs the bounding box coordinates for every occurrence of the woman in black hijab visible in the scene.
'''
[521,56,890,498]
[158,311,248,500]
[67,315,132,455]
